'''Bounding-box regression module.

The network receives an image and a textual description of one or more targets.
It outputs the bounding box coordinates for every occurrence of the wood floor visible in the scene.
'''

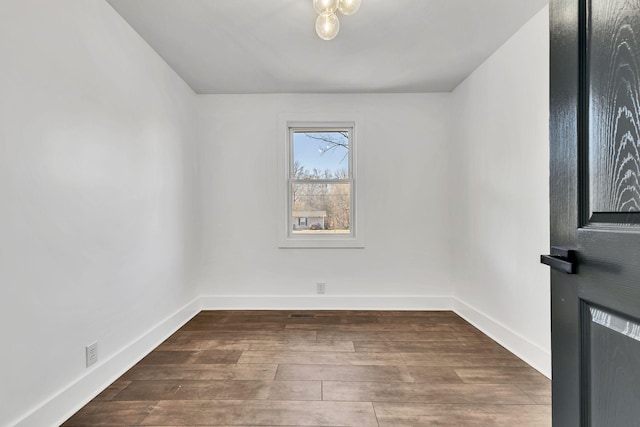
[63,311,551,426]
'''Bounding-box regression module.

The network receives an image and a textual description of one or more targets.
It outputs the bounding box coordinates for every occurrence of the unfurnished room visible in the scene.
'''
[3,0,640,426]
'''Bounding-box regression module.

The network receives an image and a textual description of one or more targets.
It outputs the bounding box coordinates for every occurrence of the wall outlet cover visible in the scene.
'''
[86,342,98,368]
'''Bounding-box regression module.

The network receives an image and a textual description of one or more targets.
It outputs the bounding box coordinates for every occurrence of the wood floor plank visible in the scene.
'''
[276,364,405,382]
[401,352,528,367]
[317,330,460,342]
[179,321,287,332]
[395,366,464,383]
[61,401,159,426]
[158,339,282,351]
[112,380,321,401]
[353,340,511,355]
[177,329,318,341]
[374,403,551,427]
[248,340,355,352]
[121,364,278,381]
[323,381,535,404]
[238,351,404,366]
[191,350,244,364]
[140,400,379,426]
[454,367,550,384]
[285,323,449,332]
[138,351,195,365]
[138,350,243,365]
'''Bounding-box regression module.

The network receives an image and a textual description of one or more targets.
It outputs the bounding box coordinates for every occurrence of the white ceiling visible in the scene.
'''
[106,0,548,94]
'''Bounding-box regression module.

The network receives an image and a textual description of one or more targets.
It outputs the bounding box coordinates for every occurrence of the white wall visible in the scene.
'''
[198,94,453,307]
[0,1,199,425]
[450,6,550,374]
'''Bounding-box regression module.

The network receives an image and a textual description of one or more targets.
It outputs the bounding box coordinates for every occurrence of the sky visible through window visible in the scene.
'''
[293,131,349,178]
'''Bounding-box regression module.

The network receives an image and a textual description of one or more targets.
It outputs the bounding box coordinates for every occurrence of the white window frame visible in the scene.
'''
[278,113,364,248]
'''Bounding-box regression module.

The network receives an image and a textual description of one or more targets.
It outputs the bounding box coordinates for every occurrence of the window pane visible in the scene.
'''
[291,183,351,234]
[292,131,349,180]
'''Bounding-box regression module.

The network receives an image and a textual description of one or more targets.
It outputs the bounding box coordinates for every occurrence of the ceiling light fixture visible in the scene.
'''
[313,0,361,41]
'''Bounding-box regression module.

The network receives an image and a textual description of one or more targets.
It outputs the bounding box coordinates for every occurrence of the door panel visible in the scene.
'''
[588,306,640,426]
[589,0,640,221]
[550,0,640,426]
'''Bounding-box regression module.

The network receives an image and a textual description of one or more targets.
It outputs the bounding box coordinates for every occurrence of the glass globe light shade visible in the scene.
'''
[315,12,340,40]
[338,0,361,15]
[313,0,339,14]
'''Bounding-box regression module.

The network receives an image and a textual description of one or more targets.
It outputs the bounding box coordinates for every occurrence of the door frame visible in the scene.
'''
[550,0,583,425]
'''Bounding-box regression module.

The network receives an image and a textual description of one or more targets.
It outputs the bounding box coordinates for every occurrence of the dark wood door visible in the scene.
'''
[550,0,640,425]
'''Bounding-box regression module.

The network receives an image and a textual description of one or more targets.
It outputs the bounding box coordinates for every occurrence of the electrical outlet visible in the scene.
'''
[86,342,98,368]
[316,282,326,294]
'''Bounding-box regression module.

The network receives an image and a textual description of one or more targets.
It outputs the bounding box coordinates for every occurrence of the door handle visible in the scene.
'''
[540,246,577,274]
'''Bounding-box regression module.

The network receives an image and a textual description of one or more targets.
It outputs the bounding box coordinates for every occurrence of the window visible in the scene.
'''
[278,117,363,248]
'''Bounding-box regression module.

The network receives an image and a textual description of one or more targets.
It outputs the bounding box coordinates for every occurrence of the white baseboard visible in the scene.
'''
[198,295,454,311]
[13,297,201,427]
[453,298,551,378]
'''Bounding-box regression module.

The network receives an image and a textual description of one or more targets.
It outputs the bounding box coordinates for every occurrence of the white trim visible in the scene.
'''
[277,112,365,249]
[453,298,551,378]
[199,295,453,311]
[12,298,201,427]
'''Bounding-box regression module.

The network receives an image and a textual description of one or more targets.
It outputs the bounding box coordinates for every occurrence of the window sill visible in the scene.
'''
[278,236,365,249]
